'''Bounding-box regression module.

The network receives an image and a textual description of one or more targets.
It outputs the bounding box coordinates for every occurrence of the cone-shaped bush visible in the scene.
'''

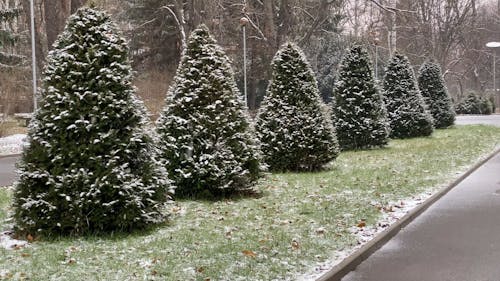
[13,8,171,235]
[417,61,455,128]
[156,25,261,197]
[333,45,389,150]
[382,53,434,138]
[256,43,339,171]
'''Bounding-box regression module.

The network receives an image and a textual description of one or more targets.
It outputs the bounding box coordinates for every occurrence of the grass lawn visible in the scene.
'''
[0,119,27,137]
[1,125,500,281]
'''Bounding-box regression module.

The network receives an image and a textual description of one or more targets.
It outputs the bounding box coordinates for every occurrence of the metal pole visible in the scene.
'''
[30,0,37,111]
[494,52,496,101]
[495,52,498,110]
[242,24,248,109]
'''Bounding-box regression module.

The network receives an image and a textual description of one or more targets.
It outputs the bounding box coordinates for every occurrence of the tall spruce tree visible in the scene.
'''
[13,7,171,235]
[382,53,434,138]
[156,25,261,197]
[417,61,455,128]
[256,43,338,171]
[333,45,389,150]
[0,6,23,67]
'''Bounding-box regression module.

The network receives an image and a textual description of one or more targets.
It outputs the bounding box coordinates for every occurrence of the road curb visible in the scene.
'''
[0,154,21,160]
[317,147,500,281]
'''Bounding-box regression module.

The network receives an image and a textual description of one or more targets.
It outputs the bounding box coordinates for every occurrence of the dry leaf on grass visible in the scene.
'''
[242,250,257,258]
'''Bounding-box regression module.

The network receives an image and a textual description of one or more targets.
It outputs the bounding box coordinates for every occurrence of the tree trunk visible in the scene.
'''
[263,0,277,49]
[247,75,257,111]
[277,0,292,45]
[70,0,86,13]
[44,0,70,49]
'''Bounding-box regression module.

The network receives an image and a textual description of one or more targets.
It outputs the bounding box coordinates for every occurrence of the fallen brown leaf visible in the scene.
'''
[242,250,257,258]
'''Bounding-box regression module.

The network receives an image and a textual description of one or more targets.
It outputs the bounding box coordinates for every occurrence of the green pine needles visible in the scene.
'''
[417,61,455,128]
[382,53,434,138]
[13,8,171,236]
[156,25,261,197]
[256,43,338,171]
[333,45,389,150]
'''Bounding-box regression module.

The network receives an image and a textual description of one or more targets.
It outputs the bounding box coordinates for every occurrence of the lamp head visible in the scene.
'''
[486,42,500,48]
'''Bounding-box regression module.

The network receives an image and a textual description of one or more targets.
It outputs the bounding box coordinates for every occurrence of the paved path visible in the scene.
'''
[0,156,17,186]
[456,114,500,127]
[341,144,500,280]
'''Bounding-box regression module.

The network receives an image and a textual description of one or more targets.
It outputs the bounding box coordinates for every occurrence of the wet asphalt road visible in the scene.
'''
[342,151,500,281]
[455,114,500,127]
[341,114,500,281]
[0,155,17,186]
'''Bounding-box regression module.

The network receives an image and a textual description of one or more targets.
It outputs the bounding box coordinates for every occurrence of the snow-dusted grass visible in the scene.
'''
[1,125,500,280]
[0,119,27,138]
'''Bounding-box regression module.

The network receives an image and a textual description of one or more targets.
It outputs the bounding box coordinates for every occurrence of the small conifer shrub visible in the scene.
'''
[455,92,493,115]
[13,7,171,235]
[156,25,261,197]
[333,45,389,150]
[256,43,339,171]
[382,53,434,138]
[417,61,455,128]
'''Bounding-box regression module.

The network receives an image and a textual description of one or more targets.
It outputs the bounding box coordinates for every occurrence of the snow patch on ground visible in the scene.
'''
[0,230,28,250]
[0,134,27,156]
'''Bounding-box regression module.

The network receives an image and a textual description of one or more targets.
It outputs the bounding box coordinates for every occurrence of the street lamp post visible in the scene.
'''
[30,0,37,111]
[240,17,249,109]
[486,41,500,110]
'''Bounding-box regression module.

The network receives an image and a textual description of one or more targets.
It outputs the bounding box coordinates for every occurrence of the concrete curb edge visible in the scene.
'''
[317,146,500,281]
[0,154,21,160]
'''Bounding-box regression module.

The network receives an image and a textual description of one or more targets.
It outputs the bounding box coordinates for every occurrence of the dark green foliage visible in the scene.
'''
[256,43,339,171]
[123,0,181,69]
[455,92,493,115]
[332,45,389,150]
[13,8,171,236]
[307,35,351,103]
[156,25,261,197]
[382,53,434,138]
[0,7,21,48]
[0,7,24,68]
[490,96,496,113]
[417,61,455,128]
[479,96,494,115]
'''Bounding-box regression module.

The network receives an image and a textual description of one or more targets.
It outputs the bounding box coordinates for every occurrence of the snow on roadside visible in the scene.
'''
[0,230,28,250]
[297,164,477,281]
[0,134,27,156]
[295,189,436,281]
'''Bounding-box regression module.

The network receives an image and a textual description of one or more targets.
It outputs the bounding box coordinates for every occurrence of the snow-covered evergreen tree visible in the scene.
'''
[156,25,261,197]
[382,53,434,138]
[417,61,455,128]
[332,45,389,150]
[256,43,338,171]
[13,7,171,235]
